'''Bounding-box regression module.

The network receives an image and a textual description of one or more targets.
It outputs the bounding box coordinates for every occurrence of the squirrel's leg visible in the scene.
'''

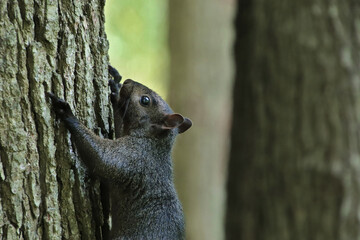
[108,65,123,138]
[47,92,123,178]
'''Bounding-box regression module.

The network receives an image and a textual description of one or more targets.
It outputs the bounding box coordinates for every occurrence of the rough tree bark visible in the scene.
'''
[169,1,234,239]
[0,0,110,239]
[227,1,360,240]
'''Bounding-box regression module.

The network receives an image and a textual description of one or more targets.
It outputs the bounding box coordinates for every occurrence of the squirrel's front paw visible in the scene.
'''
[46,92,74,119]
[109,79,121,100]
[108,65,122,104]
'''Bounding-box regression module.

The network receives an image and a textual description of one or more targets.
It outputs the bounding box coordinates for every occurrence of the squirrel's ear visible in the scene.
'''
[178,117,192,134]
[162,114,192,134]
[162,114,184,129]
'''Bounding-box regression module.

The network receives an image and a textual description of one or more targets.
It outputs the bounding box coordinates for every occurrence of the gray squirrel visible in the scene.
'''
[47,65,192,240]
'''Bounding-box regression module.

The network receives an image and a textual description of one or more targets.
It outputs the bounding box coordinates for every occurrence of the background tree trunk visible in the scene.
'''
[227,1,360,240]
[0,0,110,239]
[169,1,235,239]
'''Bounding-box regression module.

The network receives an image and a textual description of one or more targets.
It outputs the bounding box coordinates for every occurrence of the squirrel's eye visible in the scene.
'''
[140,96,150,106]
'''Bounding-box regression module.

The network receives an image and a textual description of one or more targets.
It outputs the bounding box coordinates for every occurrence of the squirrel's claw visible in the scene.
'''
[108,65,122,105]
[109,79,121,93]
[108,65,122,84]
[46,92,73,119]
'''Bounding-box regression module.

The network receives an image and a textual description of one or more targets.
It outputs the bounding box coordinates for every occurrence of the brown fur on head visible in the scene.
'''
[117,79,192,138]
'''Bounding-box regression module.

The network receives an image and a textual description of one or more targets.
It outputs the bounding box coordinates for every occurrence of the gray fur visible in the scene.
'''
[47,67,192,240]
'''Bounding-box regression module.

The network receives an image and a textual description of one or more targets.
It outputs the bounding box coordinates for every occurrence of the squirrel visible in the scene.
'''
[47,65,192,240]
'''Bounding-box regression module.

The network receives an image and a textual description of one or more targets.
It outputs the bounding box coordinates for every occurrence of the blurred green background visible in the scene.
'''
[105,0,169,97]
[105,1,235,239]
[104,2,360,239]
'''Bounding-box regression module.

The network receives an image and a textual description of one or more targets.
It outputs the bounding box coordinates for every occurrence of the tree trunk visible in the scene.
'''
[168,1,235,239]
[0,0,110,239]
[227,1,360,240]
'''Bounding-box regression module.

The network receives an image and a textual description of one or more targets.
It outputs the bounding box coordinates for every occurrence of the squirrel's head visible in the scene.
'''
[117,79,192,138]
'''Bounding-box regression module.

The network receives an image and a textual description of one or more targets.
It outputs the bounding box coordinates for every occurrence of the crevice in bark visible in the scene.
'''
[16,36,24,94]
[6,1,15,23]
[93,73,109,138]
[53,124,78,239]
[89,178,104,240]
[17,0,26,23]
[57,35,68,100]
[56,0,63,85]
[0,140,8,181]
[20,196,28,239]
[54,12,68,101]
[25,45,47,239]
[33,1,42,42]
[0,137,21,233]
[73,52,80,106]
[0,150,11,235]
[70,160,83,234]
[23,183,36,219]
[2,225,8,240]
[88,1,109,139]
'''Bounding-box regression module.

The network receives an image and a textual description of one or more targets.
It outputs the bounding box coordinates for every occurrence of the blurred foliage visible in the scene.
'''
[105,0,169,97]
